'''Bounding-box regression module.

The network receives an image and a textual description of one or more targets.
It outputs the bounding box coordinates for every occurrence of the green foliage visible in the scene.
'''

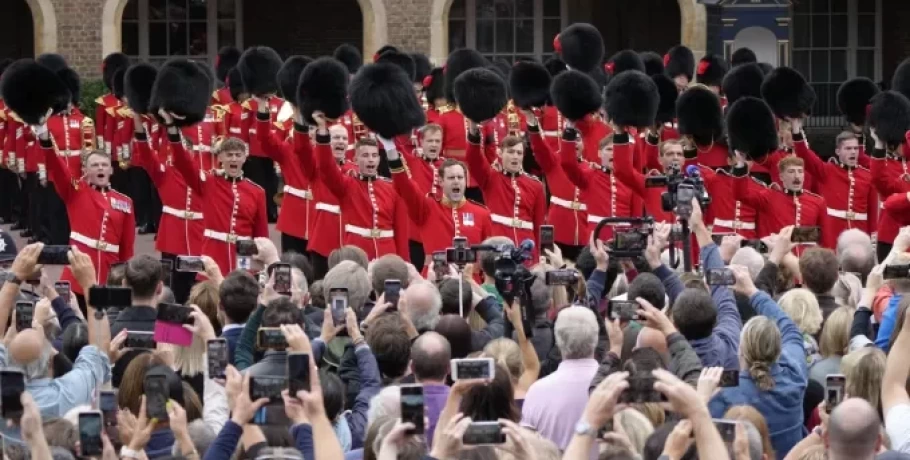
[79,79,107,120]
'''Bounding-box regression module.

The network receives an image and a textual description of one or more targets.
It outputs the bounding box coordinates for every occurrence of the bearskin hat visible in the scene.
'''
[725,97,779,161]
[196,60,216,86]
[277,56,313,104]
[149,58,213,128]
[605,70,658,129]
[892,58,910,101]
[588,66,608,93]
[103,53,130,91]
[652,73,678,124]
[424,67,446,104]
[664,45,694,82]
[605,50,645,77]
[333,44,363,75]
[722,62,765,106]
[696,54,728,88]
[731,48,757,67]
[56,67,81,107]
[544,57,567,77]
[238,47,283,97]
[112,68,127,99]
[227,67,245,103]
[509,61,552,110]
[553,23,604,73]
[351,63,425,139]
[640,51,665,77]
[868,91,910,147]
[376,50,416,82]
[758,62,773,75]
[412,53,432,84]
[216,46,241,83]
[837,77,880,126]
[676,86,723,146]
[0,59,12,77]
[297,57,350,125]
[124,63,158,115]
[492,58,511,78]
[551,70,602,121]
[373,45,399,62]
[445,48,487,102]
[36,53,68,73]
[761,66,816,119]
[0,59,71,125]
[453,68,508,124]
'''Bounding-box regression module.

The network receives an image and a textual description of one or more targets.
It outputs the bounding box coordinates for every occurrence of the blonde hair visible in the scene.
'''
[819,306,854,358]
[833,272,863,310]
[842,347,886,412]
[167,282,219,377]
[778,288,823,336]
[615,408,654,453]
[725,405,776,460]
[483,338,523,383]
[740,316,781,391]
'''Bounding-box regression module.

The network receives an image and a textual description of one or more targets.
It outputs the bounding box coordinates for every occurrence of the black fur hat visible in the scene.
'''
[56,67,81,107]
[103,53,130,91]
[868,90,910,147]
[238,47,283,97]
[124,63,158,115]
[36,53,68,73]
[373,45,399,62]
[676,86,723,145]
[554,23,604,73]
[351,63,425,139]
[216,46,241,82]
[758,62,773,75]
[551,70,602,121]
[277,56,313,104]
[509,61,552,110]
[544,57,567,77]
[412,53,432,84]
[0,59,70,125]
[424,67,446,103]
[333,44,363,75]
[196,60,216,86]
[297,57,350,125]
[588,66,608,93]
[445,48,487,102]
[652,73,678,124]
[453,68,508,123]
[112,68,127,99]
[492,58,511,78]
[149,58,213,128]
[837,77,880,126]
[725,96,778,161]
[605,50,645,77]
[722,62,765,105]
[640,51,665,76]
[605,70,659,129]
[892,58,910,100]
[761,66,816,118]
[731,48,757,67]
[695,54,728,88]
[664,45,694,81]
[227,67,245,102]
[376,51,416,82]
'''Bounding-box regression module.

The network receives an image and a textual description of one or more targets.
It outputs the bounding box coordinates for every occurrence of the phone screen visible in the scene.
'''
[250,376,286,401]
[330,289,348,326]
[88,286,133,308]
[791,226,821,244]
[540,225,555,253]
[432,251,447,280]
[714,420,736,443]
[609,300,639,321]
[236,240,258,257]
[55,281,72,304]
[15,302,34,331]
[144,375,170,421]
[0,371,24,420]
[384,279,401,310]
[207,339,228,379]
[176,256,205,272]
[37,245,71,265]
[157,303,193,324]
[706,268,736,286]
[100,390,118,426]
[257,328,288,351]
[273,263,292,296]
[463,422,505,445]
[400,385,425,435]
[826,374,846,413]
[452,358,494,380]
[545,269,578,286]
[79,412,104,456]
[125,331,157,349]
[288,353,311,394]
[719,370,740,387]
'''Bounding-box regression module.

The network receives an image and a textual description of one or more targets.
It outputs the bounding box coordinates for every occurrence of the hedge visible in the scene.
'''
[78,79,107,121]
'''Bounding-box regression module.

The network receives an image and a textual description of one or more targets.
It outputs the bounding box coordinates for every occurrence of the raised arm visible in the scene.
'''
[870,148,910,197]
[131,116,166,185]
[388,155,432,226]
[731,163,771,210]
[526,117,559,175]
[255,103,291,166]
[613,134,646,197]
[465,125,493,189]
[292,124,318,182]
[37,126,76,202]
[559,127,590,190]
[313,118,354,199]
[792,129,825,181]
[166,124,205,192]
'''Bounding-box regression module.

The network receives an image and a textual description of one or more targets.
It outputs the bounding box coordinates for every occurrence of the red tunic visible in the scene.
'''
[869,149,910,245]
[47,111,90,176]
[95,93,120,156]
[179,109,218,171]
[256,116,313,240]
[397,139,444,244]
[538,106,565,152]
[574,114,612,164]
[211,87,233,106]
[614,135,675,224]
[528,128,590,246]
[733,170,826,238]
[242,97,283,158]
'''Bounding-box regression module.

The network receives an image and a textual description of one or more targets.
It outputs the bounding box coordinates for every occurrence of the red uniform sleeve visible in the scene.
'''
[614,141,646,198]
[733,173,770,209]
[560,132,590,190]
[293,128,318,182]
[884,192,910,214]
[169,130,204,192]
[793,135,825,182]
[3,118,16,166]
[867,177,879,234]
[390,163,431,226]
[481,212,493,241]
[532,181,546,247]
[482,125,498,165]
[95,103,107,150]
[393,192,410,259]
[256,117,289,165]
[132,133,165,186]
[465,132,493,189]
[315,135,354,199]
[40,136,75,202]
[858,139,871,169]
[871,155,910,197]
[119,200,136,262]
[529,131,558,174]
[644,133,663,171]
[254,187,269,238]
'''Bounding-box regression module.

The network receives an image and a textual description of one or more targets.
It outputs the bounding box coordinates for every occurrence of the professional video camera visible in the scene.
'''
[490,239,536,338]
[645,164,711,219]
[592,217,655,259]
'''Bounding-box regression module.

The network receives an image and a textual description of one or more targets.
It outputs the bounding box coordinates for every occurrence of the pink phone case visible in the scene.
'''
[154,321,193,347]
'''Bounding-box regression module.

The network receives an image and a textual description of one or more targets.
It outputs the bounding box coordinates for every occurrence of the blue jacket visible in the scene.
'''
[875,293,902,351]
[709,291,808,459]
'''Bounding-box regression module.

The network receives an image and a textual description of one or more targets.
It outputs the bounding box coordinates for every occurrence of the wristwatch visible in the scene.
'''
[3,276,22,286]
[574,419,597,437]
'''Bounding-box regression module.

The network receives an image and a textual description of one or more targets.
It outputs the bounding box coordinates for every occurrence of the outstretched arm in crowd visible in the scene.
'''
[883,288,910,453]
[644,222,685,303]
[849,264,881,351]
[0,243,43,334]
[465,122,494,189]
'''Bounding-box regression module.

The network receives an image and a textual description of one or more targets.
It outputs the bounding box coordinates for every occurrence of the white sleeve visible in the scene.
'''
[203,377,229,435]
[886,403,910,453]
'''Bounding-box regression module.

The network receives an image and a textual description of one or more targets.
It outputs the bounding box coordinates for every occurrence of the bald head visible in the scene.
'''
[826,398,881,460]
[10,329,52,380]
[635,327,668,358]
[405,281,442,332]
[410,332,451,382]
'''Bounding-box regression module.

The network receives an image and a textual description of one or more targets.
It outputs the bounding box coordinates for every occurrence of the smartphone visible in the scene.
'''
[884,264,910,280]
[160,258,173,288]
[88,286,133,308]
[236,240,259,257]
[288,353,310,394]
[156,303,193,324]
[713,419,737,443]
[432,251,448,280]
[250,375,286,401]
[15,301,34,331]
[826,374,846,413]
[545,269,578,286]
[706,268,736,286]
[609,300,640,321]
[791,226,821,244]
[54,281,71,304]
[125,331,157,349]
[450,358,495,380]
[0,370,24,420]
[79,411,104,456]
[175,255,205,273]
[446,236,476,265]
[740,239,769,254]
[619,376,668,404]
[711,233,737,246]
[100,390,118,427]
[463,422,506,445]
[400,385,426,435]
[207,339,228,379]
[273,263,292,296]
[37,245,71,265]
[719,369,740,387]
[540,225,555,254]
[329,288,348,326]
[384,279,401,310]
[257,327,288,351]
[144,374,169,421]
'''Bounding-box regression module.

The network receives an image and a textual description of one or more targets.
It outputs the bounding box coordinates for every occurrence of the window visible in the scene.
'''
[448,0,565,63]
[791,0,881,125]
[121,0,242,66]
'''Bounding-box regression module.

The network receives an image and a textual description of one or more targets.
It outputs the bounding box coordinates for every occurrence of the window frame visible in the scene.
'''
[448,0,568,62]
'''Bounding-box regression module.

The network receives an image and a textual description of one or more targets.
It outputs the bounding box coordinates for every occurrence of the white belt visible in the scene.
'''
[491,214,533,230]
[713,219,756,230]
[346,144,355,151]
[59,150,81,158]
[203,229,252,243]
[70,232,120,253]
[162,206,203,220]
[344,224,394,239]
[542,130,559,137]
[586,215,631,225]
[248,129,257,134]
[826,207,868,221]
[192,145,212,153]
[228,127,241,134]
[551,196,587,211]
[315,202,340,214]
[284,185,313,200]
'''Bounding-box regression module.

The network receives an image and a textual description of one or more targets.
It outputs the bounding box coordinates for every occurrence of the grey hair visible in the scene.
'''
[731,247,765,281]
[554,306,598,359]
[529,267,553,319]
[172,420,216,457]
[292,267,309,296]
[13,340,54,381]
[159,286,176,304]
[408,282,442,331]
[836,229,872,254]
[323,260,371,311]
[742,421,763,460]
[366,385,401,426]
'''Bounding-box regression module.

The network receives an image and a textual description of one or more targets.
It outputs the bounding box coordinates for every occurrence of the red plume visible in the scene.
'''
[423,75,433,88]
[663,53,670,67]
[605,62,615,75]
[697,59,709,76]
[553,35,562,54]
[865,103,873,122]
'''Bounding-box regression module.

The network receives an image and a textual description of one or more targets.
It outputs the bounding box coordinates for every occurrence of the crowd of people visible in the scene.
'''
[0,18,909,460]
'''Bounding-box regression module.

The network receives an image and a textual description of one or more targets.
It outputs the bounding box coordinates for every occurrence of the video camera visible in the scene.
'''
[592,217,654,259]
[645,164,711,219]
[484,239,536,338]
